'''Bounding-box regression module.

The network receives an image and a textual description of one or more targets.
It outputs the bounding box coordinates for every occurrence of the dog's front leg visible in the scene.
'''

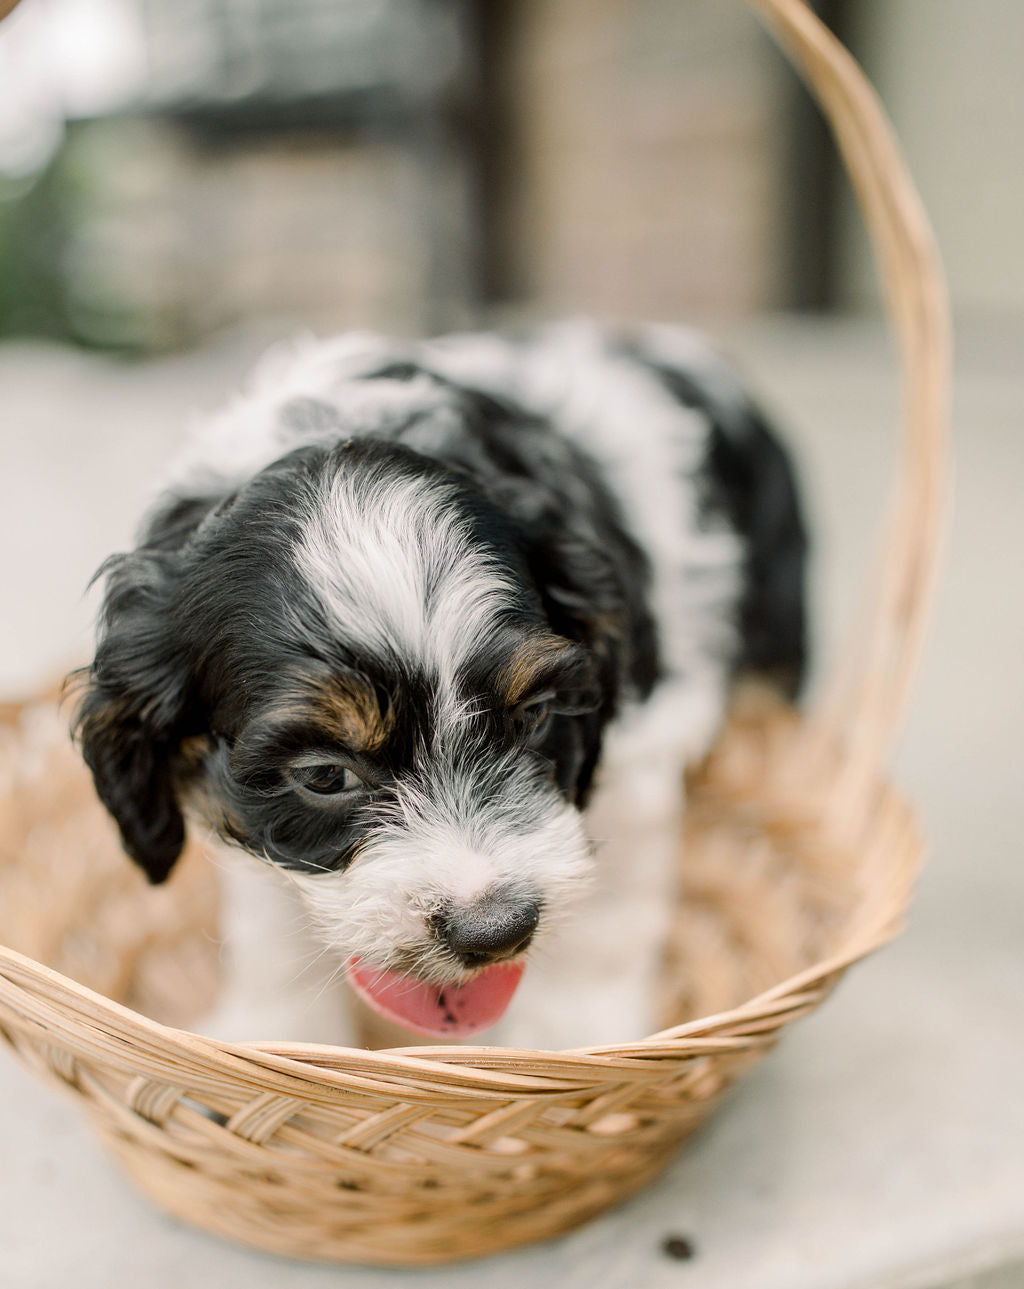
[197,848,357,1046]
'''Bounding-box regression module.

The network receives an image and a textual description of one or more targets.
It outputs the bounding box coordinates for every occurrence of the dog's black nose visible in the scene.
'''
[432,892,540,968]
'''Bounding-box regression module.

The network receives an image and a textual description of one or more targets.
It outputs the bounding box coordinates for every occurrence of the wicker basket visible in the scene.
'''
[0,0,948,1268]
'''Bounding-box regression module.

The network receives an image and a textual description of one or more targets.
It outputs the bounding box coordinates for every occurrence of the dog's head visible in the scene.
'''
[75,399,657,1036]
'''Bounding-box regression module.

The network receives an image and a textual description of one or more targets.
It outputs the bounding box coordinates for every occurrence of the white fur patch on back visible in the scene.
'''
[167,332,442,495]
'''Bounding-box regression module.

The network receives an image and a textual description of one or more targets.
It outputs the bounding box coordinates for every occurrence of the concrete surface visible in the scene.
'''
[0,315,1021,1289]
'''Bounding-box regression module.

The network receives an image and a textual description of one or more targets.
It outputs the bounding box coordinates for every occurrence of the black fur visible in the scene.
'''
[623,350,809,697]
[74,549,193,881]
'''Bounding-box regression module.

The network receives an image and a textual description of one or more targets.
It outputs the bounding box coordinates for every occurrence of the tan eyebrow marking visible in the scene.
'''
[495,633,574,707]
[312,675,393,752]
[268,671,394,753]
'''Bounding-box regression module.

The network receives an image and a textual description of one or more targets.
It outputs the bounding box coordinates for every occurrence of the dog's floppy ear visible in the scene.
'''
[522,518,658,701]
[490,464,659,710]
[73,548,192,884]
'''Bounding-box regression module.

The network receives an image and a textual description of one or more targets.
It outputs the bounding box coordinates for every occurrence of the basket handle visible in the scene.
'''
[746,0,950,785]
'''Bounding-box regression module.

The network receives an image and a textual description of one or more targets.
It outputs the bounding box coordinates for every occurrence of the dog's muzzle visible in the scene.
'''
[430,889,541,968]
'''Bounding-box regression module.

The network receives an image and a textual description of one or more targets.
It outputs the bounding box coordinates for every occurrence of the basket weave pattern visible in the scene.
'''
[0,0,948,1266]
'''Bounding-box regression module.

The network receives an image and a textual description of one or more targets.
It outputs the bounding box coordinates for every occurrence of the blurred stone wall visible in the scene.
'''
[488,0,790,322]
[40,118,479,350]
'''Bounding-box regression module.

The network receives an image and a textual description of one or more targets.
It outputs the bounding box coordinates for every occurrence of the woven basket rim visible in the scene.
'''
[0,909,895,1080]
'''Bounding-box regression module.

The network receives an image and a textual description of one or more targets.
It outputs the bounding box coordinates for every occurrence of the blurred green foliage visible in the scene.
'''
[0,158,72,342]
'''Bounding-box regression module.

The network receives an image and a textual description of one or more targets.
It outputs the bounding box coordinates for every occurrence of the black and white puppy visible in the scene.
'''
[74,322,806,1048]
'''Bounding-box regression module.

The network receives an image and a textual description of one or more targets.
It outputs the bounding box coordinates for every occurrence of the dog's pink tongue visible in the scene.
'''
[347,958,525,1038]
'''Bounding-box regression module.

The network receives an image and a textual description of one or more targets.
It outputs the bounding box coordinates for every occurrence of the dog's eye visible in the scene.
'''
[514,696,553,746]
[289,762,362,797]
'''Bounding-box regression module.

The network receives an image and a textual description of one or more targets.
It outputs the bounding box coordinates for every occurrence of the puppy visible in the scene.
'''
[73,322,806,1049]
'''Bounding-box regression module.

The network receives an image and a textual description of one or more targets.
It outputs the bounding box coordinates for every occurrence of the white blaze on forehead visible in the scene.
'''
[295,465,516,685]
